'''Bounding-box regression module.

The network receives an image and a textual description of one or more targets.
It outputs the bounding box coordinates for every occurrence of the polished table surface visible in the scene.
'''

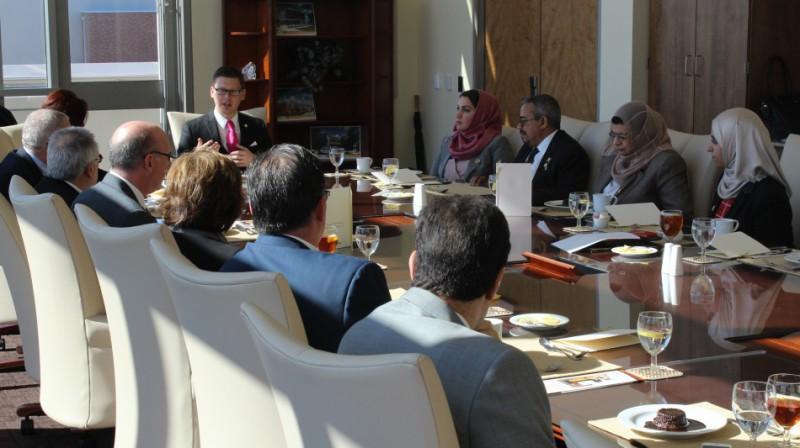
[334,177,800,431]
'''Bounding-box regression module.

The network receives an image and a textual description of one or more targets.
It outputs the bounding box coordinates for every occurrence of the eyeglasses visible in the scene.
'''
[518,116,538,126]
[710,135,718,145]
[146,150,177,161]
[609,131,630,142]
[212,86,244,98]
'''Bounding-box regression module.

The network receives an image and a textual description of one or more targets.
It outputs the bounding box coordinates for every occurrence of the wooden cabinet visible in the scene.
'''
[222,0,394,159]
[478,0,598,125]
[649,0,800,134]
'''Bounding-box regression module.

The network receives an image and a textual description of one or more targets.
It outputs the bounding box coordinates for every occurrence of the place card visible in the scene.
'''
[495,162,532,217]
[325,186,352,248]
[711,231,770,258]
[544,370,637,394]
[606,202,661,226]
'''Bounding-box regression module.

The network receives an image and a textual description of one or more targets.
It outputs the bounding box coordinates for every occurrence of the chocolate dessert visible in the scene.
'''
[651,408,689,431]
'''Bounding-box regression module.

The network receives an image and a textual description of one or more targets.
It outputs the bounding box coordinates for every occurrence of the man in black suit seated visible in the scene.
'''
[221,144,391,352]
[74,121,173,227]
[36,127,101,206]
[177,65,272,169]
[0,109,69,200]
[513,94,589,205]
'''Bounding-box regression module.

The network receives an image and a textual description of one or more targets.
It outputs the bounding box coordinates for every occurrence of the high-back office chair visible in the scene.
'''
[151,238,306,447]
[75,205,194,448]
[241,301,459,448]
[780,133,800,245]
[9,176,115,430]
[166,111,202,149]
[0,123,23,159]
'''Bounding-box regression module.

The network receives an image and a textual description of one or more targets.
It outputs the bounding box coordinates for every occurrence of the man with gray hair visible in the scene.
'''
[513,94,589,205]
[36,127,101,206]
[74,120,174,227]
[0,108,69,200]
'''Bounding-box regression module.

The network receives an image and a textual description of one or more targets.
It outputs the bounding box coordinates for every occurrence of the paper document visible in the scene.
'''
[507,217,533,263]
[711,231,769,258]
[606,202,660,226]
[552,232,639,254]
[544,370,636,394]
[426,183,493,196]
[496,163,532,217]
[553,329,639,353]
[371,168,422,185]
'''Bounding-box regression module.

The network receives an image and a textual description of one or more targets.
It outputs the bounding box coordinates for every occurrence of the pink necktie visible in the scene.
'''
[225,119,238,152]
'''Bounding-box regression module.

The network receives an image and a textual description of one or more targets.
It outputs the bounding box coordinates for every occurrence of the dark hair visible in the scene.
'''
[521,94,561,129]
[412,195,510,301]
[212,66,245,89]
[41,89,88,127]
[161,151,243,233]
[247,143,325,234]
[459,89,480,108]
[611,116,624,125]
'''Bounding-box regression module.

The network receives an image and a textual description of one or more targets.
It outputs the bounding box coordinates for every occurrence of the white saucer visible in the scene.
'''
[617,404,727,439]
[509,313,570,330]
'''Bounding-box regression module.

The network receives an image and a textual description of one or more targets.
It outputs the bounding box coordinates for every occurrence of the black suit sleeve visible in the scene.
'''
[342,262,390,330]
[177,121,197,155]
[241,115,272,154]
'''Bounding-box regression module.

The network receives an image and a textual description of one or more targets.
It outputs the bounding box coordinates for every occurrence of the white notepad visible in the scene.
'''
[495,163,532,217]
[711,231,769,258]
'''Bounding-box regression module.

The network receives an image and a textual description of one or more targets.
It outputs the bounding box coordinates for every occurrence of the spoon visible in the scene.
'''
[539,337,587,361]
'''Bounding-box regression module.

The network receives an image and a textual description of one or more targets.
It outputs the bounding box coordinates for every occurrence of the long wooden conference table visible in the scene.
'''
[318,176,800,444]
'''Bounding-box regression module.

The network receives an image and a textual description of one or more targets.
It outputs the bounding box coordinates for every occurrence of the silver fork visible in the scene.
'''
[539,337,587,361]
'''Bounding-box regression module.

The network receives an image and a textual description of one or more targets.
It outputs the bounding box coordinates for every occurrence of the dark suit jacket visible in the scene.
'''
[73,174,156,227]
[594,150,693,218]
[711,176,793,248]
[36,176,80,207]
[220,234,391,352]
[0,149,43,201]
[177,112,272,155]
[514,130,590,205]
[0,105,16,126]
[340,288,554,448]
[172,226,241,271]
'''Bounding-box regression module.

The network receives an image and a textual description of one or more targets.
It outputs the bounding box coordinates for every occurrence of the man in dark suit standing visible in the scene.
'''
[513,95,589,205]
[177,66,272,168]
[74,121,173,227]
[339,196,553,448]
[36,127,101,206]
[0,109,69,200]
[221,143,391,352]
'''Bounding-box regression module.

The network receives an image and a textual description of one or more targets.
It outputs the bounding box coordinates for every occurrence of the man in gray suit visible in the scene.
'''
[339,195,553,448]
[74,121,173,227]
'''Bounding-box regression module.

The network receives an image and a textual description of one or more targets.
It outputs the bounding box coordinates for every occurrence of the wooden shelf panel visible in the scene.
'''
[245,78,270,84]
[228,31,269,36]
[275,34,368,40]
[276,120,365,126]
[276,80,363,87]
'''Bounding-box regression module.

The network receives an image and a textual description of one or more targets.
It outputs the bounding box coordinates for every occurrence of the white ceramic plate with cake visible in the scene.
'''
[509,313,569,330]
[617,404,727,439]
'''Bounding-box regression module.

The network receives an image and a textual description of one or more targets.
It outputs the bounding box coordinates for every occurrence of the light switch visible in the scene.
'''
[433,73,441,90]
[445,74,454,91]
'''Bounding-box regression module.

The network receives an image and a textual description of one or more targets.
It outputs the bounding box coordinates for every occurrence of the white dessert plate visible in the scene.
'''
[617,404,727,439]
[784,252,800,264]
[509,313,569,330]
[611,245,659,259]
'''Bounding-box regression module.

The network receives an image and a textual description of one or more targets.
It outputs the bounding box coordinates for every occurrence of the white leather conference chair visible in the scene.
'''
[9,176,115,430]
[780,133,800,245]
[0,195,26,360]
[561,115,593,142]
[75,205,194,448]
[240,301,459,448]
[166,111,202,149]
[0,123,23,159]
[679,134,719,218]
[151,238,306,448]
[577,121,612,190]
[560,420,618,448]
[241,106,267,121]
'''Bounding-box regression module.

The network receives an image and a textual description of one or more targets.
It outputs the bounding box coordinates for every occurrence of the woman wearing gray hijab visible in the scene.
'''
[708,108,793,247]
[594,102,692,216]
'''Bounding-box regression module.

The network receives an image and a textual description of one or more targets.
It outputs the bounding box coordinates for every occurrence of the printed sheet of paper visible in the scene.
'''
[496,163,532,217]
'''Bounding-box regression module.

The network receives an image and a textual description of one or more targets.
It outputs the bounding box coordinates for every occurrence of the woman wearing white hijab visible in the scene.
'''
[708,108,793,247]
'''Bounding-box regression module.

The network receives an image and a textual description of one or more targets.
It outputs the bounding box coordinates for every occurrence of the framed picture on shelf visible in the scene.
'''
[310,126,362,154]
[277,87,317,122]
[276,2,317,36]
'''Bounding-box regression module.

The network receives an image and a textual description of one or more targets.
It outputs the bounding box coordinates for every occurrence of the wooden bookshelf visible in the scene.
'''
[222,0,394,159]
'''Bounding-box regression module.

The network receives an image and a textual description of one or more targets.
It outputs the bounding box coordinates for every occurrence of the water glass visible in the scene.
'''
[329,147,345,177]
[689,272,715,305]
[637,311,673,376]
[487,174,497,193]
[691,218,716,262]
[568,191,591,230]
[732,381,775,447]
[660,210,683,243]
[355,224,380,262]
[767,373,800,447]
[382,158,399,180]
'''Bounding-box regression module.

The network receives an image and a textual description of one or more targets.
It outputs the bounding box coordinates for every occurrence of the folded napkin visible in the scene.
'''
[589,401,784,447]
[503,335,621,381]
[531,206,574,218]
[553,329,639,353]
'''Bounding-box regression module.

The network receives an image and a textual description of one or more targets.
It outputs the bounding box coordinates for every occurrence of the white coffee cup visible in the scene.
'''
[356,157,373,173]
[485,317,504,340]
[592,193,617,213]
[712,218,739,235]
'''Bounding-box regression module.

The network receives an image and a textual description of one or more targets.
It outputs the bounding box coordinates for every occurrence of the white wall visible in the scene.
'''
[393,0,422,168]
[190,0,223,114]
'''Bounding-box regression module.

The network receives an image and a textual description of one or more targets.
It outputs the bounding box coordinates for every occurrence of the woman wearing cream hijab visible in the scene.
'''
[594,102,692,215]
[708,108,793,247]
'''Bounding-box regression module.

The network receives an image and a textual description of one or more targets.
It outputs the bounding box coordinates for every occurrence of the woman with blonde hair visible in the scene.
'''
[161,150,243,270]
[708,108,792,247]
